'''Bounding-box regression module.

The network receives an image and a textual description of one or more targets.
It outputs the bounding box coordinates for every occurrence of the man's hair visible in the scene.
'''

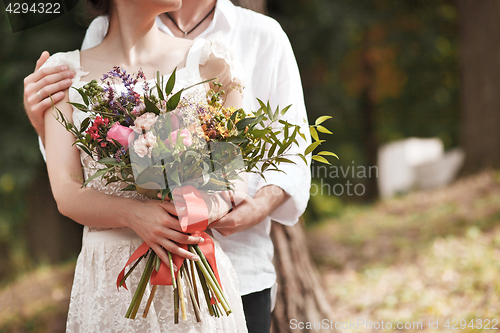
[87,0,111,16]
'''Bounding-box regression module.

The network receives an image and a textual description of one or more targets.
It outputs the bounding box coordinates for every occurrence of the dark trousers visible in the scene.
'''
[241,288,271,333]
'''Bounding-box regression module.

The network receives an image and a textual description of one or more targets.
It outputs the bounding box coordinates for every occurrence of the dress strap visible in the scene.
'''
[185,38,207,80]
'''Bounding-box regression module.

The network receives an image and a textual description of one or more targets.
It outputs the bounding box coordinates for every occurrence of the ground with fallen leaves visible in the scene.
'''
[2,171,500,332]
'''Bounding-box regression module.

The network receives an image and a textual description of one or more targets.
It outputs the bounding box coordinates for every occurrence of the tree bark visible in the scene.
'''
[458,0,500,173]
[271,220,335,333]
[359,31,379,202]
[230,1,336,332]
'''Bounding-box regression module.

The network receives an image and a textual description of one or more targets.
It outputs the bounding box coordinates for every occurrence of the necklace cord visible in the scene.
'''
[165,5,216,36]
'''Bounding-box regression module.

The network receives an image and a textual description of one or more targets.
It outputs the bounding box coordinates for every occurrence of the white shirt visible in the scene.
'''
[78,0,312,296]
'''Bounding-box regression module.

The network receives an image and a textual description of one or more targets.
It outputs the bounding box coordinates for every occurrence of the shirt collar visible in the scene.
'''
[156,0,236,38]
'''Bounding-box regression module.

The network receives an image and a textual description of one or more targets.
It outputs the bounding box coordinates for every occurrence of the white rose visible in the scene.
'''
[133,131,157,158]
[130,112,158,133]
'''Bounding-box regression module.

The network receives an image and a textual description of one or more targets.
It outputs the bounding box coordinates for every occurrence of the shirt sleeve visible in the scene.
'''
[81,15,109,51]
[255,27,312,227]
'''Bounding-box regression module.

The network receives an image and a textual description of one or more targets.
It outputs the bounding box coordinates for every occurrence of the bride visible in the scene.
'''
[42,0,248,331]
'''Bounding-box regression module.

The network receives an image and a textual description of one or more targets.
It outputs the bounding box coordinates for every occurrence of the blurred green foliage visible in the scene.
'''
[0,2,88,280]
[268,0,459,202]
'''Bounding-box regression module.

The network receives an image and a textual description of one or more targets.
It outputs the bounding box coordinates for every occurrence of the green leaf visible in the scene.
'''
[77,144,93,158]
[72,87,89,106]
[275,157,296,164]
[310,126,319,141]
[318,151,339,159]
[68,102,90,112]
[167,89,183,111]
[315,115,332,126]
[236,117,256,131]
[298,153,307,164]
[280,105,292,116]
[144,96,161,115]
[156,82,164,101]
[121,184,137,192]
[79,118,91,133]
[273,105,280,122]
[97,157,126,166]
[268,141,279,158]
[228,137,249,144]
[312,155,331,164]
[278,136,295,156]
[161,188,171,201]
[249,129,270,138]
[170,170,180,185]
[304,140,324,155]
[82,167,112,187]
[256,98,266,109]
[166,68,176,95]
[316,125,333,134]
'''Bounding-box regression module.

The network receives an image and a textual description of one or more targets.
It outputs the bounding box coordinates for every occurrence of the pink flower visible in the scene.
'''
[133,131,157,158]
[180,129,193,146]
[107,123,134,147]
[130,112,158,133]
[170,113,179,131]
[167,129,193,147]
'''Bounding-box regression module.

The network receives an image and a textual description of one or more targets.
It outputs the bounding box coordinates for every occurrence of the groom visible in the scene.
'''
[23,1,311,332]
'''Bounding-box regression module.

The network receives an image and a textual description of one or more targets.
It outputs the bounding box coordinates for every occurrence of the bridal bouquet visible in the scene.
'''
[55,66,336,323]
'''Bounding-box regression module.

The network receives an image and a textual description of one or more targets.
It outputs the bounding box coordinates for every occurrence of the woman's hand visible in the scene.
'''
[125,199,204,267]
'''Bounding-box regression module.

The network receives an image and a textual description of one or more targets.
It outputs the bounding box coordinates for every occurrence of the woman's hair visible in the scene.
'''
[87,0,111,16]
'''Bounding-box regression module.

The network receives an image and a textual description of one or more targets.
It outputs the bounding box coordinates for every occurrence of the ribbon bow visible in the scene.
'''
[117,185,221,289]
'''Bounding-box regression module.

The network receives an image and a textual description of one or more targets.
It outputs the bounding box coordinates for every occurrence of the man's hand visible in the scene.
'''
[23,51,75,143]
[209,185,289,236]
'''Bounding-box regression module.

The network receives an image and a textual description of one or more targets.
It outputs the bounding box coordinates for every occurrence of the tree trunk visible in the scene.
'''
[230,1,336,332]
[458,0,500,173]
[271,221,335,333]
[359,31,379,202]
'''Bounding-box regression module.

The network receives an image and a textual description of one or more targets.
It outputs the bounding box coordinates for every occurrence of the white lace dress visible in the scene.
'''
[41,38,248,333]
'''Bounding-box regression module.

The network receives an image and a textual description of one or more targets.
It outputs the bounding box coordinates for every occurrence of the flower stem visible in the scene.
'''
[126,251,155,319]
[120,251,147,287]
[195,261,214,316]
[168,251,177,289]
[177,268,187,321]
[192,245,230,312]
[174,287,179,324]
[181,263,202,322]
[142,284,157,318]
[189,245,231,315]
[189,260,199,305]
